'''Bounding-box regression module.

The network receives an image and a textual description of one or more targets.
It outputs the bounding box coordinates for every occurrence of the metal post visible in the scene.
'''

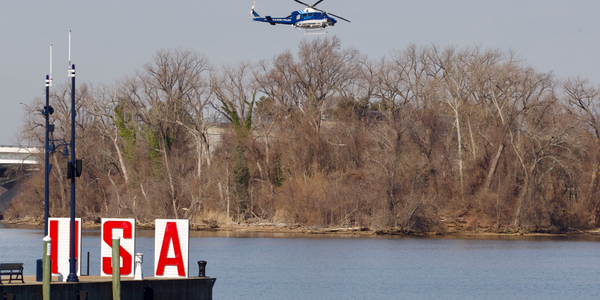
[44,76,50,236]
[43,236,51,300]
[66,29,78,282]
[43,47,54,291]
[112,235,121,300]
[44,43,53,236]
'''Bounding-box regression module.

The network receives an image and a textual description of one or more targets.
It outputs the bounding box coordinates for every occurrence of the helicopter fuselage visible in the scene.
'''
[249,1,348,33]
[252,9,337,28]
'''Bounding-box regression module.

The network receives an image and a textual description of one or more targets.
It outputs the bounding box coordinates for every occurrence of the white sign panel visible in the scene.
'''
[100,218,136,277]
[154,219,189,278]
[48,217,81,282]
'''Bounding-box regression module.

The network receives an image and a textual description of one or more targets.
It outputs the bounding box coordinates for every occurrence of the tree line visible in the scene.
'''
[10,36,600,233]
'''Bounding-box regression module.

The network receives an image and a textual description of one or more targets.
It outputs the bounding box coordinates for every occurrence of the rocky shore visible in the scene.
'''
[2,216,599,237]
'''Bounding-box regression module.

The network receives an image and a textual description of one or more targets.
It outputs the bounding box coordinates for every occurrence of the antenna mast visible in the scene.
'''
[49,44,53,86]
[68,30,72,71]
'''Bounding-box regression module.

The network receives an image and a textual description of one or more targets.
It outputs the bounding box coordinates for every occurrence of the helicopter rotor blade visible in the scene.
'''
[294,0,350,22]
[326,12,350,23]
[313,7,351,23]
[312,0,325,7]
[294,0,312,7]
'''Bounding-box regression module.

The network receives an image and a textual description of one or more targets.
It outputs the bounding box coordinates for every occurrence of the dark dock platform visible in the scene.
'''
[0,275,216,300]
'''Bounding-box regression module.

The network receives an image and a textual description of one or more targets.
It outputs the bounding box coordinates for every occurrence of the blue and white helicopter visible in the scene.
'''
[249,0,350,34]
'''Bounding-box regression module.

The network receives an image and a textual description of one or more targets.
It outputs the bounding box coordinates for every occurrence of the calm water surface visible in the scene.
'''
[1,224,599,299]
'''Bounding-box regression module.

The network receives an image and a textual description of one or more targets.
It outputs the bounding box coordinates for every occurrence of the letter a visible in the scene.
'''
[156,222,186,276]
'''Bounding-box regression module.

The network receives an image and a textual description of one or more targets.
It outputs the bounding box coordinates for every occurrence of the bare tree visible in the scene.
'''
[564,78,600,192]
[212,62,257,217]
[129,47,209,219]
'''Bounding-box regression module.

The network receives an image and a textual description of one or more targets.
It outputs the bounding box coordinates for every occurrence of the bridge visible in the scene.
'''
[0,146,41,218]
[0,146,40,165]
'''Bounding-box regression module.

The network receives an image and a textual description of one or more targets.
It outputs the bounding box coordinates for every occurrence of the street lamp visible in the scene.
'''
[41,43,53,237]
[66,29,79,282]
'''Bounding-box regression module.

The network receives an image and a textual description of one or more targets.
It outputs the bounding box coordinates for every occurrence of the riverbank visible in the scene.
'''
[2,216,599,237]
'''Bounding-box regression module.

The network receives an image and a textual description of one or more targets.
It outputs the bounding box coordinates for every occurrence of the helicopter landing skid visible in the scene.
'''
[303,28,327,35]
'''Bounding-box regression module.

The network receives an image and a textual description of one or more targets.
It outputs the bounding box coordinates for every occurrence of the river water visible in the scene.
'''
[1,224,600,299]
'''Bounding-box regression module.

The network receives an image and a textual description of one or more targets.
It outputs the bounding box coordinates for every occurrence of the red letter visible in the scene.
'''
[50,220,59,274]
[156,222,185,276]
[102,221,133,275]
[71,220,80,272]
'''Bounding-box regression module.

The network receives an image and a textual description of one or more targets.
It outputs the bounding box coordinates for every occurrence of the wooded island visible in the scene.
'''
[7,37,600,235]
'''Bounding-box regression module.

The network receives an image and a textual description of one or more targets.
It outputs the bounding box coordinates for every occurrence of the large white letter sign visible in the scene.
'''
[101,218,136,277]
[154,219,189,278]
[48,217,81,282]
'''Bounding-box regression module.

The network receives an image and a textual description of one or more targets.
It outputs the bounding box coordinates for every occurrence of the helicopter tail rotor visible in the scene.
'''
[249,1,260,18]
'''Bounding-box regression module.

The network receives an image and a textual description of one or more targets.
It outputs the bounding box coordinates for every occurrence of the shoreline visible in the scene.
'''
[3,218,600,238]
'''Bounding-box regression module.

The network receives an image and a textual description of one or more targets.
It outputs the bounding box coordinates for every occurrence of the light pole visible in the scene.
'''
[66,30,79,283]
[42,43,54,237]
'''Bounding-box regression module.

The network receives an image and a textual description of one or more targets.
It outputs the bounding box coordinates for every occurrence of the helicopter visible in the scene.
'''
[249,0,350,34]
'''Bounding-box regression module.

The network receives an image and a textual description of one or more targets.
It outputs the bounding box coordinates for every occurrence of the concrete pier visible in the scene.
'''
[0,275,216,300]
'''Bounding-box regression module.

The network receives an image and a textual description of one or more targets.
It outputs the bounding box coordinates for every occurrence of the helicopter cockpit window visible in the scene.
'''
[308,13,313,17]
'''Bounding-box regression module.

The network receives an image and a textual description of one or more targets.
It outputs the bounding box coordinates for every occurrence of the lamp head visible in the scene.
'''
[48,142,56,153]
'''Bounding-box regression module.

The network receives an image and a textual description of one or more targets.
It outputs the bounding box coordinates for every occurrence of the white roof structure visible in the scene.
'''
[0,146,41,165]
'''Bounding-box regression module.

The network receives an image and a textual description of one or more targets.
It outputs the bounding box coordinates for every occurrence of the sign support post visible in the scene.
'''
[43,236,51,300]
[112,234,121,300]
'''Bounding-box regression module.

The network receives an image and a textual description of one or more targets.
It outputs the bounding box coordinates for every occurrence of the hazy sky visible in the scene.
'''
[1,0,599,145]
